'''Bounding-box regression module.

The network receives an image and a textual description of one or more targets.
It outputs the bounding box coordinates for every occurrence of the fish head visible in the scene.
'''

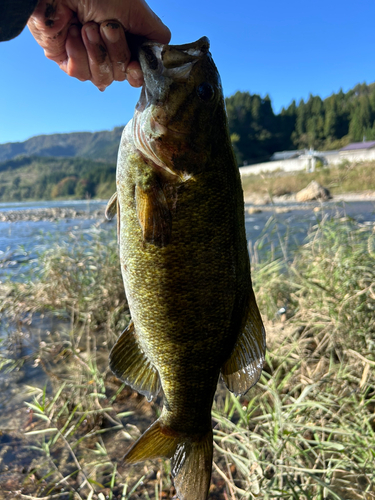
[133,37,224,180]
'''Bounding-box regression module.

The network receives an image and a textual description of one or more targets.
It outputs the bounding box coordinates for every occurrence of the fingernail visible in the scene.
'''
[85,24,100,43]
[126,67,143,80]
[69,24,80,38]
[102,22,121,43]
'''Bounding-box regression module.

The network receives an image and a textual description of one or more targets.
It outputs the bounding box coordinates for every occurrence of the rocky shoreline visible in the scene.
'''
[1,191,374,223]
[244,190,375,205]
[0,207,107,223]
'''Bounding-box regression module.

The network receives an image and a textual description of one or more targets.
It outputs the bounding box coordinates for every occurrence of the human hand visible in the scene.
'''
[27,0,171,90]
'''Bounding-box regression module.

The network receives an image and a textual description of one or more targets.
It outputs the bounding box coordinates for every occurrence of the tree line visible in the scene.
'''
[1,82,375,201]
[225,82,375,165]
[0,156,116,202]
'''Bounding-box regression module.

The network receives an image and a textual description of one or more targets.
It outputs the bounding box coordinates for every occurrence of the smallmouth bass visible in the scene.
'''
[106,37,265,500]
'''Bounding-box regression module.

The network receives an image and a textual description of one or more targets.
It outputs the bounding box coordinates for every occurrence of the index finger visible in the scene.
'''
[75,0,171,44]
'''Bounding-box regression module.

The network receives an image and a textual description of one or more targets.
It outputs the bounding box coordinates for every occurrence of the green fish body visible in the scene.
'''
[106,37,265,500]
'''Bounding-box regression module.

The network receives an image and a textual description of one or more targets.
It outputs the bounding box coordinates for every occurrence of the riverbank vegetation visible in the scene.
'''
[0,156,116,202]
[242,159,375,199]
[0,215,374,499]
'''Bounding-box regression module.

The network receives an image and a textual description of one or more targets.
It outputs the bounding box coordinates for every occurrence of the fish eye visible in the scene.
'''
[196,82,215,102]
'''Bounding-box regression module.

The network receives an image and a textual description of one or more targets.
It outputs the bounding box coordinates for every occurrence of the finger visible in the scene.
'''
[82,22,113,91]
[100,21,130,82]
[64,24,91,81]
[123,0,171,43]
[78,0,171,45]
[125,61,144,88]
[27,0,74,64]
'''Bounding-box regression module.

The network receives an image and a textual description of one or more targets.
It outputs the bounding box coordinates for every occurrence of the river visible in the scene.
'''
[0,197,374,484]
[1,198,375,281]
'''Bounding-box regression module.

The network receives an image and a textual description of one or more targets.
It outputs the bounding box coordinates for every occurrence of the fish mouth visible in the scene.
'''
[133,38,210,179]
[136,37,210,112]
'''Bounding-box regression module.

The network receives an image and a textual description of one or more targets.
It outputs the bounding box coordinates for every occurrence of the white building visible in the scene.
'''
[240,141,375,177]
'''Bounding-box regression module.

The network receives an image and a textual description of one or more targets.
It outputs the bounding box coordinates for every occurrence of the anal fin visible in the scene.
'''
[221,290,266,396]
[135,183,172,247]
[109,321,161,401]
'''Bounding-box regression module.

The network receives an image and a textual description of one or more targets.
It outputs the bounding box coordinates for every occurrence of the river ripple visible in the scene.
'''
[0,198,374,281]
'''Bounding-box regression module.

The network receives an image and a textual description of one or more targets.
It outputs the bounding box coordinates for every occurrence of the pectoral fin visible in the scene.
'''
[105,192,118,220]
[135,184,172,247]
[105,192,121,243]
[221,291,266,396]
[109,321,161,401]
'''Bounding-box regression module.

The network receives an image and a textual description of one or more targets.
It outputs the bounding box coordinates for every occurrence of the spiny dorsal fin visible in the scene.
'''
[135,184,172,247]
[109,321,161,401]
[221,290,266,396]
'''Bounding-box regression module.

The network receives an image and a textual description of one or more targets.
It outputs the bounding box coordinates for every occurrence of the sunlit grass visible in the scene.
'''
[241,160,375,198]
[0,215,374,498]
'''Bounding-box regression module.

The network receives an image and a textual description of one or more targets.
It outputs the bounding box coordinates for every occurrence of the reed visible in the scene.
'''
[0,215,374,499]
[241,159,375,198]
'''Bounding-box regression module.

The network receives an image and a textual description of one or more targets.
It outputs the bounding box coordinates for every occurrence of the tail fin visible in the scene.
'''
[123,419,213,500]
[171,431,213,500]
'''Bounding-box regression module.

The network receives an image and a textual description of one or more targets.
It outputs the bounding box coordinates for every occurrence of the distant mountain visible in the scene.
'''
[0,127,124,163]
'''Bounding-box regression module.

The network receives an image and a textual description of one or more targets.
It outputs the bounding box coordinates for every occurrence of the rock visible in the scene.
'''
[253,194,271,205]
[244,193,271,205]
[295,181,331,202]
[274,207,291,214]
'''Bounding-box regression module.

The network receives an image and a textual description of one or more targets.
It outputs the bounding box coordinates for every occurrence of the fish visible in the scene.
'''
[105,37,266,500]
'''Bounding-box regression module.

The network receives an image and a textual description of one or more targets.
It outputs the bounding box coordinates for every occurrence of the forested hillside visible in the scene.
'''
[0,156,116,201]
[226,82,375,164]
[1,82,375,201]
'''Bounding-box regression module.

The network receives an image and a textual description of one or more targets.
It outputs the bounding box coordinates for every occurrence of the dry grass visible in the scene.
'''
[241,160,375,198]
[0,216,374,499]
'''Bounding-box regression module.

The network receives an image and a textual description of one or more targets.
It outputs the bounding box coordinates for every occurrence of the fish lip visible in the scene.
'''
[139,36,210,62]
[137,37,211,105]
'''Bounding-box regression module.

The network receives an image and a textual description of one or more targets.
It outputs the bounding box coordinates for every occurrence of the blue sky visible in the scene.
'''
[1,0,374,144]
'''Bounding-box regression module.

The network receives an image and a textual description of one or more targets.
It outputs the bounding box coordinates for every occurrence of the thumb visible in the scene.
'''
[126,0,171,43]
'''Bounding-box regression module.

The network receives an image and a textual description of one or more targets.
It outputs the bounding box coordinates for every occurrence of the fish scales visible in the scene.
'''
[107,36,266,500]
